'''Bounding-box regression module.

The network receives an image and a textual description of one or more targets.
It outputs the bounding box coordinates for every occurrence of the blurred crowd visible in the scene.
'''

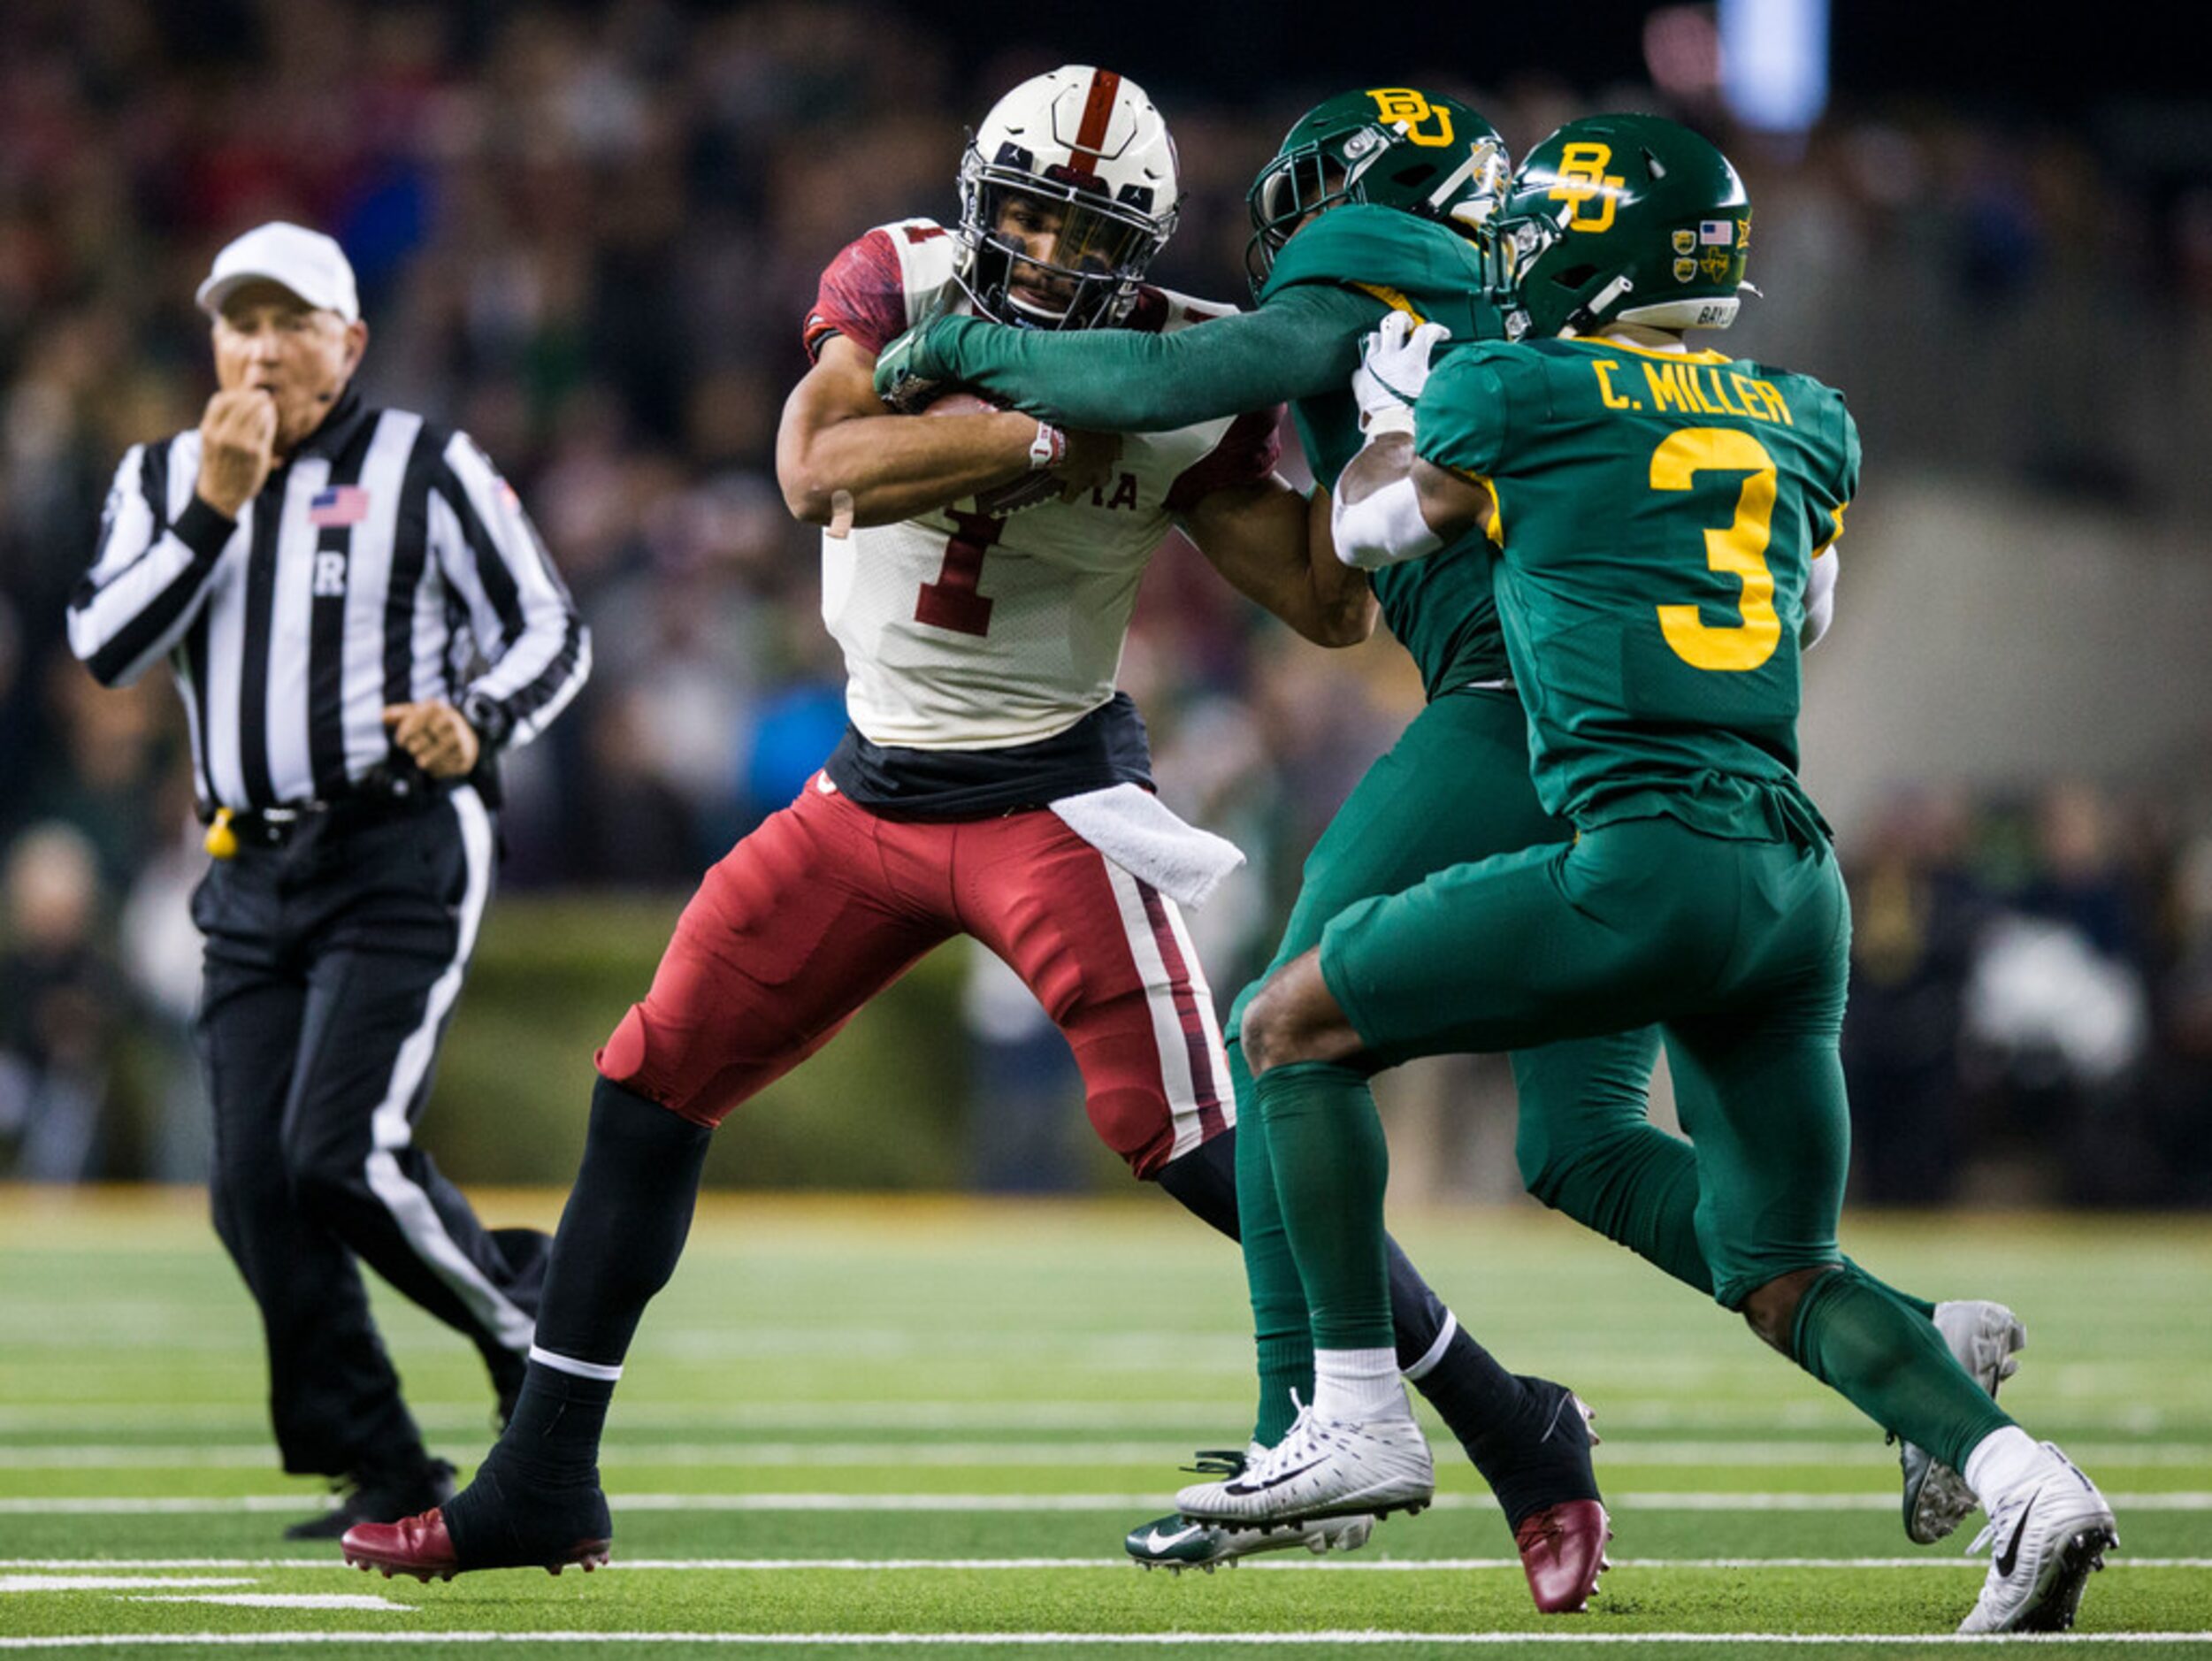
[4,0,2209,1193]
[1842,785,2212,1207]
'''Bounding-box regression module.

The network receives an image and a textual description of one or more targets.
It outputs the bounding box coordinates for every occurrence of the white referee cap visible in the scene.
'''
[196,222,361,322]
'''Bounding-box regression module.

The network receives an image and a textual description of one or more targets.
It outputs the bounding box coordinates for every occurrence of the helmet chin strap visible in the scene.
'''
[1560,274,1634,339]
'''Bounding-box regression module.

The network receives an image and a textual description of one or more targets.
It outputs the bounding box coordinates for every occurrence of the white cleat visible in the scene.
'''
[1175,1405,1433,1528]
[1956,1443,2117,1634]
[1901,1300,2028,1544]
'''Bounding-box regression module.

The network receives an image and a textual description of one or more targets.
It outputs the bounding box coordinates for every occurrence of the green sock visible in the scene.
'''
[1844,1258,1937,1322]
[1791,1266,2014,1471]
[1229,1040,1312,1447]
[1255,1059,1394,1353]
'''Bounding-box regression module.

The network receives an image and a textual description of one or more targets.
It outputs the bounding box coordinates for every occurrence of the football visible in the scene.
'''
[924,389,1062,516]
[920,390,1005,419]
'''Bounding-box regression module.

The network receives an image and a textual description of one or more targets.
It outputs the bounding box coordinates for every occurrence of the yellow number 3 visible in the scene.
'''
[1651,428,1780,671]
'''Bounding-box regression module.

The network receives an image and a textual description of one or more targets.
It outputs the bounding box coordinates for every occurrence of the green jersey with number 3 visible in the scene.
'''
[1260,204,1513,695]
[1412,335,1859,837]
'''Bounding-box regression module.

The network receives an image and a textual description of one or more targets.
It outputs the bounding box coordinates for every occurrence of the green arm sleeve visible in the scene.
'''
[922,285,1384,431]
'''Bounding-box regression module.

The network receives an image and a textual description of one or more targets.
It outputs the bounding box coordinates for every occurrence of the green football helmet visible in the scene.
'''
[1491,113,1752,341]
[1245,87,1510,295]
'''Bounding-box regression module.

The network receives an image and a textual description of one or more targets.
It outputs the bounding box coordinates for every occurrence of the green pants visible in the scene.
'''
[1227,688,1658,1180]
[1320,812,1853,1306]
[1227,691,1663,1437]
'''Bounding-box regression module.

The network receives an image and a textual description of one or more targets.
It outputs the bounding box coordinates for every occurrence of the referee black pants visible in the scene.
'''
[191,784,538,1478]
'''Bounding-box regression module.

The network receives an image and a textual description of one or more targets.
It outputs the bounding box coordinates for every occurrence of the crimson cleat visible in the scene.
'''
[1513,1498,1611,1614]
[341,1507,610,1582]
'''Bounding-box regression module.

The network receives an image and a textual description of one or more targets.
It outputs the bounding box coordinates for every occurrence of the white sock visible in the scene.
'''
[1963,1425,2046,1504]
[1311,1347,1412,1424]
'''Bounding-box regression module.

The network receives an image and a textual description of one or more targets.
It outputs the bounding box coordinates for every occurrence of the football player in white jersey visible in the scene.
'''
[340,67,1601,1590]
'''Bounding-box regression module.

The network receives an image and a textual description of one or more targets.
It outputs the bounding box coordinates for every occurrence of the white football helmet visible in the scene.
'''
[955,65,1180,330]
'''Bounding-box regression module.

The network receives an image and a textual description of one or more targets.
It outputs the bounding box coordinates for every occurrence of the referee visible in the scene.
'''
[67,222,591,1538]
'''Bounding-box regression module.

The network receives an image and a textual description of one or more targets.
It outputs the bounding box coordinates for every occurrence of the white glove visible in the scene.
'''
[1351,310,1451,434]
[1802,547,1840,649]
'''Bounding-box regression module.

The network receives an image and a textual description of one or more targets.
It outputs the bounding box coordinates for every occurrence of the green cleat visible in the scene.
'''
[1125,1510,1374,1572]
[1127,1446,1375,1571]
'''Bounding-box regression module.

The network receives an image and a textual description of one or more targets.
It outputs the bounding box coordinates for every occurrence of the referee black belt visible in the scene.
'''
[213,786,446,849]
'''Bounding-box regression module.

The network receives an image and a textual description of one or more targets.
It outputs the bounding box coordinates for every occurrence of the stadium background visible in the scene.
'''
[4,0,2210,1212]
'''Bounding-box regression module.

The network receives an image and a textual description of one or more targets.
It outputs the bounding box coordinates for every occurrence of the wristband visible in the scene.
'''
[1028,419,1068,471]
[1363,402,1417,437]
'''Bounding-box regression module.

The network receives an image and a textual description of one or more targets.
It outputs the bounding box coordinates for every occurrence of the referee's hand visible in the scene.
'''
[383,700,480,778]
[196,389,278,518]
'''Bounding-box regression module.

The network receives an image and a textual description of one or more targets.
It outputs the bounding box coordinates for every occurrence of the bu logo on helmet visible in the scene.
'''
[1365,88,1454,147]
[1550,142,1626,233]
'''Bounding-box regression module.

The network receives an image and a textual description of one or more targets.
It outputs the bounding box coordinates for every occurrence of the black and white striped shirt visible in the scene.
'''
[67,389,590,814]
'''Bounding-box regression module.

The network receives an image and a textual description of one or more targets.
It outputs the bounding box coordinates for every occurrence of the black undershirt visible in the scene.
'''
[824,693,1153,821]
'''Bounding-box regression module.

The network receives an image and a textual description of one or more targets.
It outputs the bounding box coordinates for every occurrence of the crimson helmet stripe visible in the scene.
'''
[1068,68,1122,172]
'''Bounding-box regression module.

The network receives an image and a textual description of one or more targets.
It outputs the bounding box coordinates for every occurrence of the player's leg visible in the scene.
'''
[346,783,953,1578]
[1230,1007,1604,1599]
[1671,1021,2110,1627]
[1226,691,1584,1443]
[1670,842,2113,1631]
[1189,820,1755,1528]
[1511,1031,1707,1290]
[194,860,440,1535]
[966,807,1601,1601]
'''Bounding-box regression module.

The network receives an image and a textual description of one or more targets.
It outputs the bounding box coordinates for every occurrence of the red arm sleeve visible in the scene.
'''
[1164,409,1285,515]
[804,227,944,362]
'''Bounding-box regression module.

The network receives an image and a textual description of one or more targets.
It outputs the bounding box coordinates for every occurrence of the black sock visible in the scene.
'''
[1154,1131,1241,1241]
[444,1078,712,1561]
[533,1078,716,1364]
[1386,1240,1599,1527]
[442,1364,616,1563]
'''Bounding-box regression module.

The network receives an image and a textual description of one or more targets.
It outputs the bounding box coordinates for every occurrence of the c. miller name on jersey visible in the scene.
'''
[1589,357,1795,426]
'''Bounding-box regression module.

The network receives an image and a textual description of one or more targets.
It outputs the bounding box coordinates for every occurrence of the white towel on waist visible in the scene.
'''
[1050,784,1246,911]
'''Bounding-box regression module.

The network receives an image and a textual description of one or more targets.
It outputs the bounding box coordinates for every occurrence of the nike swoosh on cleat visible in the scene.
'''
[1994,1496,2036,1580]
[1225,1458,1328,1494]
[1140,1527,1201,1553]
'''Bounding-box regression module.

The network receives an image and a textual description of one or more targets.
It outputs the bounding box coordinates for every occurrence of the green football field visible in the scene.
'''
[2,1188,2208,1658]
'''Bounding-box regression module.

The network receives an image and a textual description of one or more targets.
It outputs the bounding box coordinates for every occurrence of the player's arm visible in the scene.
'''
[1181,477,1377,647]
[776,334,1113,529]
[875,285,1382,432]
[1332,435,1493,568]
[1329,317,1492,567]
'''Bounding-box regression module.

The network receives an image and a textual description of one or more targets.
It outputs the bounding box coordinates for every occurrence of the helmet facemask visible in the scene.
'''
[1244,101,1510,296]
[956,141,1175,331]
[1244,134,1370,290]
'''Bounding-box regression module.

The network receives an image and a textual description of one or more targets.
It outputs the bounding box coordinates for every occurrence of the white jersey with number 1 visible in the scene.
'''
[802,218,1281,751]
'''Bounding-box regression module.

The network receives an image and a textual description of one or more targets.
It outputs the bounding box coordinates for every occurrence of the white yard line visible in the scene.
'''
[4,1557,2209,1573]
[6,1492,2212,1516]
[4,1441,2206,1471]
[6,1631,2212,1650]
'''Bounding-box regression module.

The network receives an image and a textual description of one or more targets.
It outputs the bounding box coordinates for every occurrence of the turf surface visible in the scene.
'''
[2,1188,2208,1657]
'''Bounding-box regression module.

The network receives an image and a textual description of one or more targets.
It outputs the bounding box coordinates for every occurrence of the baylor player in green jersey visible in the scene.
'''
[1185,114,2117,1637]
[878,89,2008,1575]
